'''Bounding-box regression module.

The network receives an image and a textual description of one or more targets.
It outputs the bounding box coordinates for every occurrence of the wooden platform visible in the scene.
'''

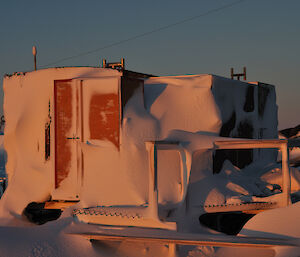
[44,201,79,210]
[69,230,299,249]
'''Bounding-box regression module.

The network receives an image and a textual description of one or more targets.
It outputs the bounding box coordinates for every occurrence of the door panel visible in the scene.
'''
[89,93,119,148]
[82,78,120,149]
[53,79,81,200]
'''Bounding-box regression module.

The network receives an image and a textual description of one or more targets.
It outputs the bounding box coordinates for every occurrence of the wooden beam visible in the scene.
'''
[70,232,299,249]
[214,139,287,150]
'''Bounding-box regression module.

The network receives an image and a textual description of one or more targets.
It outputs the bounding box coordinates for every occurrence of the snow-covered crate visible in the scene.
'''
[3,67,281,228]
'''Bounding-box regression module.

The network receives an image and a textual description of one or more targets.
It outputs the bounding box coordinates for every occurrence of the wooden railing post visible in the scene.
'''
[281,142,291,206]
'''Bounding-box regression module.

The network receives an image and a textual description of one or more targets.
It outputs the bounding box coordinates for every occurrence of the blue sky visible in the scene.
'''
[1,0,299,129]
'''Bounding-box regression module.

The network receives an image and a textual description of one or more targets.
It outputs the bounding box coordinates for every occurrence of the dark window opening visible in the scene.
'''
[24,202,62,225]
[45,122,50,161]
[200,212,255,235]
[213,149,253,174]
[219,111,236,137]
[243,85,254,112]
[258,86,270,117]
[237,120,253,139]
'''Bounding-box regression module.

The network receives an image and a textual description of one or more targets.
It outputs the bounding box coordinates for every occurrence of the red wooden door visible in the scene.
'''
[53,80,81,200]
[52,77,120,201]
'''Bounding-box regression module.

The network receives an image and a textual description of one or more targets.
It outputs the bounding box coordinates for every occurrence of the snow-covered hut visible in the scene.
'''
[2,67,279,227]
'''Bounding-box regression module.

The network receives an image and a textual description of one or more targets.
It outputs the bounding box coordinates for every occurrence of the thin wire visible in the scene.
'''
[40,0,247,68]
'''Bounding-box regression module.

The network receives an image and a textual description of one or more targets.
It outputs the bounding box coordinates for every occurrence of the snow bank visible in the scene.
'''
[241,201,300,238]
[144,75,221,137]
[0,218,104,257]
[239,202,300,257]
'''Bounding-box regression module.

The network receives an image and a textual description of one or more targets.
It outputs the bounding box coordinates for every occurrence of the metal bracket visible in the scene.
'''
[66,136,80,140]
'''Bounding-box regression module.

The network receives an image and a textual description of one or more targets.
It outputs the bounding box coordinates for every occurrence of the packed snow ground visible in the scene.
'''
[0,209,299,257]
[0,135,300,256]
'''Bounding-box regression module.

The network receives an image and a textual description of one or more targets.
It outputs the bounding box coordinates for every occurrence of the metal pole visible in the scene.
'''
[121,58,125,69]
[32,46,37,71]
[102,59,106,68]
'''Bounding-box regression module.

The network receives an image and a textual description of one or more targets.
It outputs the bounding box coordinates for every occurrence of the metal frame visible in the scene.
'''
[214,139,296,207]
[151,141,190,206]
